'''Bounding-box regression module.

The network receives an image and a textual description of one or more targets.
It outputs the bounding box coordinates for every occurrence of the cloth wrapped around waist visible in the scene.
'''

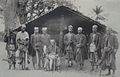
[18,44,28,52]
[90,43,96,52]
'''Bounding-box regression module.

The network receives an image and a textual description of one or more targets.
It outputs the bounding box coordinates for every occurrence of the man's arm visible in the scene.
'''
[96,33,102,50]
[30,35,33,45]
[63,35,68,45]
[4,33,9,42]
[82,35,86,47]
[16,32,20,43]
[114,35,119,54]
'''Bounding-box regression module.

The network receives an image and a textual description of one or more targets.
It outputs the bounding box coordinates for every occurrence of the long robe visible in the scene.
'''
[89,32,101,62]
[30,34,43,67]
[100,34,119,70]
[75,34,86,65]
[64,32,75,60]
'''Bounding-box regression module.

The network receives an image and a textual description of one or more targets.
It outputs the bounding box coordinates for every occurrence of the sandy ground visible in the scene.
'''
[0,42,120,77]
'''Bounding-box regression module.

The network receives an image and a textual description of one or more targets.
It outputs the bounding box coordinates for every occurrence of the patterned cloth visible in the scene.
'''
[100,34,119,70]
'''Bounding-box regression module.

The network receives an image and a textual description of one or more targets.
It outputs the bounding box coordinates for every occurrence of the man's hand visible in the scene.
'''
[76,44,80,47]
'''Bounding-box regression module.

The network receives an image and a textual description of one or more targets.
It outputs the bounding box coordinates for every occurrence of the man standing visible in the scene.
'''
[75,27,86,70]
[100,28,119,75]
[30,27,42,69]
[89,25,101,71]
[16,24,29,70]
[4,27,17,69]
[40,27,51,70]
[4,27,17,57]
[64,25,75,67]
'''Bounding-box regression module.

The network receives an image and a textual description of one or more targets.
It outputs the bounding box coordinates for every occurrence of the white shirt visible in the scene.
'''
[16,31,29,41]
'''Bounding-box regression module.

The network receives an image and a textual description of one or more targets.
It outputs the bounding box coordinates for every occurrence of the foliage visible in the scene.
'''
[92,5,106,21]
[17,0,75,24]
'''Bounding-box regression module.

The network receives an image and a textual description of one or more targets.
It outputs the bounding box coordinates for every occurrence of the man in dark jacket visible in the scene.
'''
[64,25,75,67]
[75,27,86,70]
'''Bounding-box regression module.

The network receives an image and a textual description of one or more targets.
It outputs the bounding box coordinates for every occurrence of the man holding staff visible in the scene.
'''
[64,25,75,67]
[75,27,86,70]
[30,27,42,69]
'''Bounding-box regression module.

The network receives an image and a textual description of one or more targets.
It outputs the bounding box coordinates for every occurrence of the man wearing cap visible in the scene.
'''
[75,27,86,70]
[100,28,119,75]
[40,27,51,69]
[64,25,75,67]
[30,27,42,69]
[16,24,29,70]
[89,25,101,71]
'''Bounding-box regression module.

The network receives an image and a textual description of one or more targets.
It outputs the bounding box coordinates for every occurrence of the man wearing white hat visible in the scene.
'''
[88,25,101,71]
[75,27,86,70]
[30,27,42,69]
[40,27,51,69]
[16,24,29,70]
[64,25,75,67]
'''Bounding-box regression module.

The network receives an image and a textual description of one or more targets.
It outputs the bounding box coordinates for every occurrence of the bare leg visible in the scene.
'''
[113,69,115,75]
[25,51,28,70]
[36,50,40,69]
[9,63,12,70]
[49,59,53,70]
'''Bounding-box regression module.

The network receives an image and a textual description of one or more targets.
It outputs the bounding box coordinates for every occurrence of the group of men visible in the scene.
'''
[4,24,119,76]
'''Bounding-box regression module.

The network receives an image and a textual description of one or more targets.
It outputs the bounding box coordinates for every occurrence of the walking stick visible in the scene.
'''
[53,43,56,71]
[35,48,39,69]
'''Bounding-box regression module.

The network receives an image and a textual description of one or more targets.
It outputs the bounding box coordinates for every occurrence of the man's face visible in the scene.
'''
[9,28,13,32]
[34,29,39,34]
[106,29,111,35]
[92,27,97,33]
[78,29,82,34]
[68,27,73,32]
[51,41,55,46]
[42,30,47,34]
[21,27,26,32]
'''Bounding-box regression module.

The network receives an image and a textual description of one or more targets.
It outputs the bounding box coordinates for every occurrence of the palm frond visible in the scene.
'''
[93,5,103,15]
